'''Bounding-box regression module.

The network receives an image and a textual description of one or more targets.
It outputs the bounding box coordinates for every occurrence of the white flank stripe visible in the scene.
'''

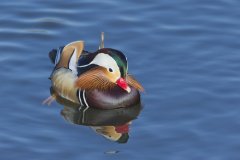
[82,90,90,123]
[83,90,90,109]
[78,90,83,106]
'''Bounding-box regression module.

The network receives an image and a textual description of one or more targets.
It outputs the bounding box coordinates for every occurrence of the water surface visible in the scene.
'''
[1,0,240,159]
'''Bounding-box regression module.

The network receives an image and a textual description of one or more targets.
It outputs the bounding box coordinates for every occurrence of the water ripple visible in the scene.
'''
[1,0,240,159]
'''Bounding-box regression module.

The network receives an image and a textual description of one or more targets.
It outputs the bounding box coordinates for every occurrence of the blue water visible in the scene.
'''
[1,0,240,159]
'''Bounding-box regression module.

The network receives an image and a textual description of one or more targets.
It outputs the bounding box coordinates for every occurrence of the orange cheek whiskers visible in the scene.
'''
[75,67,116,91]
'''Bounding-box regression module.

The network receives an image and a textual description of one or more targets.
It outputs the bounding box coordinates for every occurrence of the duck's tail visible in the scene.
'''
[48,46,65,65]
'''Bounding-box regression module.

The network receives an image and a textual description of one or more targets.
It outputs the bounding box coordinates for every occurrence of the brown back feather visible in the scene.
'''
[126,74,144,92]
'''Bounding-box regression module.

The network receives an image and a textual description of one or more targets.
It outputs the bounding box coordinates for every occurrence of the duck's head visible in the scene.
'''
[75,48,143,93]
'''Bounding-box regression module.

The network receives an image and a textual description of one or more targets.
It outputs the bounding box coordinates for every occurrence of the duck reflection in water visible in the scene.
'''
[56,93,142,143]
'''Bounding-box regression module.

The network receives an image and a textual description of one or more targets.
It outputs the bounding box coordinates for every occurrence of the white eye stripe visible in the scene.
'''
[91,53,119,73]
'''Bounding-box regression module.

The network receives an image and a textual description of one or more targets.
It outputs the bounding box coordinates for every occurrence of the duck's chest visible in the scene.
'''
[77,86,140,109]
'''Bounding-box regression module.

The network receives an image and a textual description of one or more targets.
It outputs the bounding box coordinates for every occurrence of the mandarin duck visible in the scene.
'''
[45,35,143,109]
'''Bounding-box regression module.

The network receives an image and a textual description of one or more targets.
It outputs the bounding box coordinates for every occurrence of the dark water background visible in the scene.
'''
[1,0,240,159]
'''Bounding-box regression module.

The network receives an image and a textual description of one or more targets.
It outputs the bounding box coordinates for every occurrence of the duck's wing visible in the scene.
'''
[55,41,84,71]
[45,41,84,105]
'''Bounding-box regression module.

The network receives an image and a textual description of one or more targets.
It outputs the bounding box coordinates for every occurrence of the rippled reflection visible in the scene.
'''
[54,91,142,143]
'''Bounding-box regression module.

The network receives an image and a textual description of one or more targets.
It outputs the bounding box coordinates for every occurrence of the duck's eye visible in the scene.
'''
[108,68,113,72]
